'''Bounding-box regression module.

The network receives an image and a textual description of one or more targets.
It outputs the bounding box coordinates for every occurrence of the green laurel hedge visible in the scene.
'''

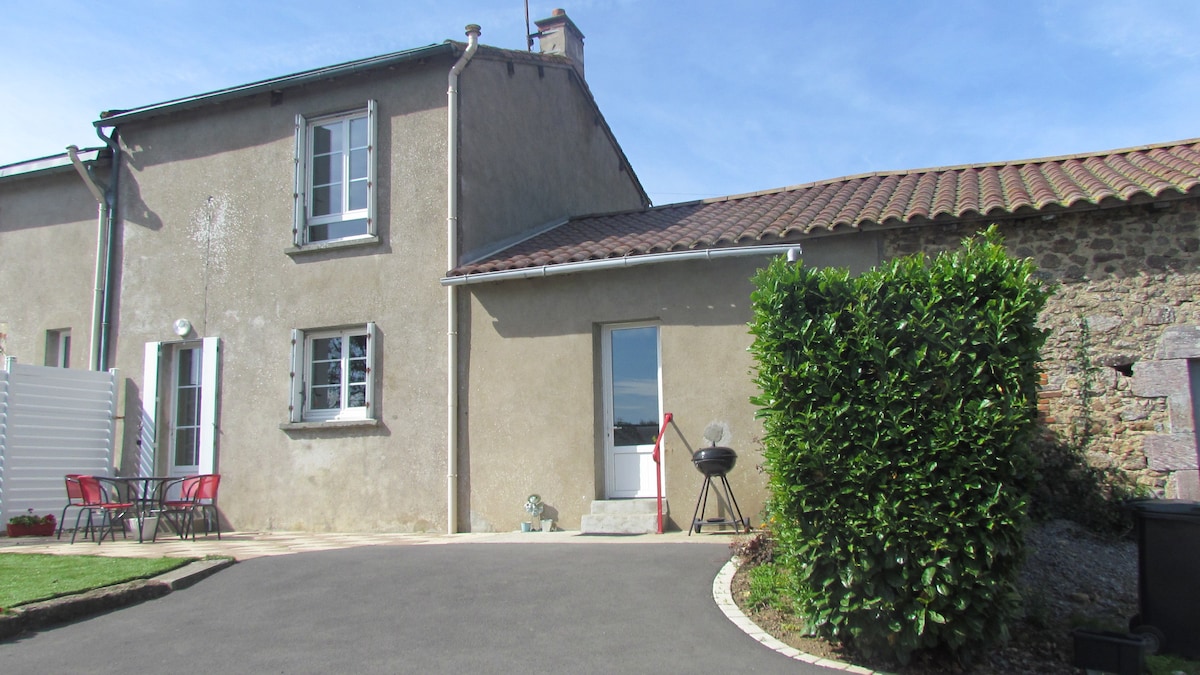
[748,227,1050,663]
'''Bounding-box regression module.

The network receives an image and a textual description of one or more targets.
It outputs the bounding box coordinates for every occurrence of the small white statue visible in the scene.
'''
[524,494,544,521]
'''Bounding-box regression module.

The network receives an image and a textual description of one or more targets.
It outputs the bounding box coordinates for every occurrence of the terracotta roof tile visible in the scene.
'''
[449,138,1200,279]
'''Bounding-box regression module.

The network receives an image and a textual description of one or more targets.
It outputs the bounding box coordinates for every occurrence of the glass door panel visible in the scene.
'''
[170,345,202,477]
[604,325,662,498]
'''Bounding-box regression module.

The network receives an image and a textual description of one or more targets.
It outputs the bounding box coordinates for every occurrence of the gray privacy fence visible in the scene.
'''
[0,360,118,525]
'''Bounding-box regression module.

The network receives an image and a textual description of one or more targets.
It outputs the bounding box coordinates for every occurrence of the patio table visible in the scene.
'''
[96,476,174,543]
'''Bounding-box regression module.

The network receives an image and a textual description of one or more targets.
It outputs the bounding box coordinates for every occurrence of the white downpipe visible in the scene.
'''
[66,145,109,371]
[446,25,480,534]
[439,244,805,286]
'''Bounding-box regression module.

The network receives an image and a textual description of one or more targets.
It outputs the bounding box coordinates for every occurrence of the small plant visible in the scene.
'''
[730,528,776,566]
[8,509,55,527]
[1147,653,1200,675]
[746,562,796,614]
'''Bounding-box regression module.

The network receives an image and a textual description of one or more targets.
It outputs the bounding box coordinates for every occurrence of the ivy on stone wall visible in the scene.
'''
[748,226,1050,664]
[1028,316,1144,532]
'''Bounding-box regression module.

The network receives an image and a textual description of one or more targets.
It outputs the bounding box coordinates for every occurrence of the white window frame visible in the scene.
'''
[45,328,71,368]
[169,343,204,473]
[289,323,376,423]
[293,101,377,247]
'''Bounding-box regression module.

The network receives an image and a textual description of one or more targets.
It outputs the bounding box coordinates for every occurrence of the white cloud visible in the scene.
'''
[1041,0,1200,62]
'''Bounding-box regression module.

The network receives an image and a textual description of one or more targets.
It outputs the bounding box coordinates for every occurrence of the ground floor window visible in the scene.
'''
[290,323,376,422]
[45,328,70,367]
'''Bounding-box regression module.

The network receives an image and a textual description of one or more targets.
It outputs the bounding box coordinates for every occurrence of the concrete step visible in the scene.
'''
[580,499,669,534]
[587,498,665,515]
[580,512,660,535]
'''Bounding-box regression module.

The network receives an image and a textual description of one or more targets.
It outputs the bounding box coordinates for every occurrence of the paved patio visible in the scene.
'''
[0,527,718,560]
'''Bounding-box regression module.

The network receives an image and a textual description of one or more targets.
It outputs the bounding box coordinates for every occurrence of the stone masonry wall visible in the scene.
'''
[882,199,1200,498]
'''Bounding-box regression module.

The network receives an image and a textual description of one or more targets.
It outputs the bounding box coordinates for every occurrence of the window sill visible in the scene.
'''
[279,418,379,431]
[285,235,380,257]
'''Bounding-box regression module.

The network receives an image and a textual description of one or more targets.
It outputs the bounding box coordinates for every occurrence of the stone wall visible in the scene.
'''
[882,198,1200,498]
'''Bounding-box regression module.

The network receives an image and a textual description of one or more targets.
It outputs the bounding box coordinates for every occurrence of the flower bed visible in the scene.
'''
[6,522,55,537]
[6,510,56,537]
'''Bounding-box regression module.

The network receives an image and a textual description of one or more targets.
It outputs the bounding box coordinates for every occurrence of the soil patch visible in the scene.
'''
[729,520,1137,674]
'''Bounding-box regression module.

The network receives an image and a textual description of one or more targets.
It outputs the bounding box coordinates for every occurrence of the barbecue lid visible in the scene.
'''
[692,446,738,476]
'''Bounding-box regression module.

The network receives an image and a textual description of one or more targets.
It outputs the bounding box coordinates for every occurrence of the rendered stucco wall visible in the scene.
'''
[110,58,454,532]
[461,233,881,531]
[457,56,646,259]
[0,169,104,369]
[105,48,649,533]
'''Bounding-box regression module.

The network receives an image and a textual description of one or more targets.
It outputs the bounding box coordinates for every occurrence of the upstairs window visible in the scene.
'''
[294,101,377,246]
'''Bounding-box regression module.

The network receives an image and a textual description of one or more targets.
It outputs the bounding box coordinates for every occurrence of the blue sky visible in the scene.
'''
[3,0,1199,205]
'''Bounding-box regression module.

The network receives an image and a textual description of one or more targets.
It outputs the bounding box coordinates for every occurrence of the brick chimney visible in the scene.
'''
[534,8,585,79]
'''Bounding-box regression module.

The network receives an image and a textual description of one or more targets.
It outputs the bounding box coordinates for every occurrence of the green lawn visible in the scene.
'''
[0,553,194,610]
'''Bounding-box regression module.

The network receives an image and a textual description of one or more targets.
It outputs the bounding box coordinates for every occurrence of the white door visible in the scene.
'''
[143,337,219,480]
[603,324,662,498]
[169,344,203,477]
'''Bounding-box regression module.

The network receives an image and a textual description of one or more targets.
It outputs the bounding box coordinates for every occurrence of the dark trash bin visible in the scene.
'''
[1127,499,1200,659]
[1072,629,1144,675]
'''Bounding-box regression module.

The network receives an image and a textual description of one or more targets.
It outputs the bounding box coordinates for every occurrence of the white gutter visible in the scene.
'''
[446,25,480,535]
[0,149,99,180]
[440,244,804,286]
[66,145,109,370]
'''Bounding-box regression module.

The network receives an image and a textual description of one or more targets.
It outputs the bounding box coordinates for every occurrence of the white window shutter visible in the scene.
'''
[366,99,378,238]
[289,329,304,422]
[365,321,377,419]
[198,336,220,475]
[293,113,308,247]
[141,342,162,477]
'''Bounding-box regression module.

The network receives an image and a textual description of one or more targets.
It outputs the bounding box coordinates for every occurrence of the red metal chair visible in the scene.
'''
[70,475,133,545]
[57,473,88,540]
[154,474,221,541]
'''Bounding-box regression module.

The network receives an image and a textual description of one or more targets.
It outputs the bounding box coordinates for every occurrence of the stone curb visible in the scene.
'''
[712,557,892,675]
[0,557,235,641]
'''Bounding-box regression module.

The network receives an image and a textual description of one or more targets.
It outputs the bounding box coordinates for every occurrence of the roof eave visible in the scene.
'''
[441,244,804,286]
[95,42,455,128]
[0,147,108,182]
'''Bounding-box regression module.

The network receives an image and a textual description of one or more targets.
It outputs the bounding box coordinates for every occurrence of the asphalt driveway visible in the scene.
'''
[0,541,839,674]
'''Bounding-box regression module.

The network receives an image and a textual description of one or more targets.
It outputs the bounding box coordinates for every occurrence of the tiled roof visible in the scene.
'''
[449,139,1200,279]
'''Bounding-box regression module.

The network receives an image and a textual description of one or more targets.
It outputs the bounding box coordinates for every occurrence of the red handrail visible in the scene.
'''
[652,412,673,534]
